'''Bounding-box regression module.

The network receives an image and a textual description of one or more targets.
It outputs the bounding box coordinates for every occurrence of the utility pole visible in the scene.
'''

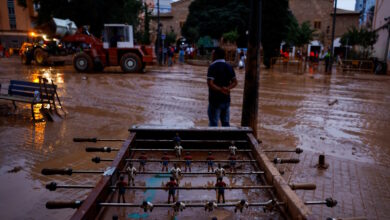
[328,0,337,73]
[241,0,262,138]
[156,0,161,65]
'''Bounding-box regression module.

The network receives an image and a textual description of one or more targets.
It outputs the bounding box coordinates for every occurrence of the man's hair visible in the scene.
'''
[213,47,225,60]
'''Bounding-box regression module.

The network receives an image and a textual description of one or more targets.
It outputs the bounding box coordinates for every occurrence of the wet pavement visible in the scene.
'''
[0,56,390,219]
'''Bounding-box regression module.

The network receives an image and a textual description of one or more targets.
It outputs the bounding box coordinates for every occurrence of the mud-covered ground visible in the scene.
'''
[0,56,390,220]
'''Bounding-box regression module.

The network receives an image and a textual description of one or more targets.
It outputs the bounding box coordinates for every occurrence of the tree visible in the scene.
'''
[222,29,239,43]
[182,0,249,45]
[182,0,291,67]
[165,30,177,46]
[138,2,152,44]
[340,27,378,58]
[261,0,292,67]
[36,0,143,37]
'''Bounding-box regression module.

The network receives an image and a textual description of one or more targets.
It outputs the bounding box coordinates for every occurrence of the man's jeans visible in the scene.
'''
[208,102,230,127]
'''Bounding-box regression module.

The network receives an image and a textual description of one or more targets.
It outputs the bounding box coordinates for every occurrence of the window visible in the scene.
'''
[7,0,17,30]
[314,21,321,29]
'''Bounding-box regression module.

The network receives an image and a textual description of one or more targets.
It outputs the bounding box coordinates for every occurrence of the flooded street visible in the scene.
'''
[1,56,390,219]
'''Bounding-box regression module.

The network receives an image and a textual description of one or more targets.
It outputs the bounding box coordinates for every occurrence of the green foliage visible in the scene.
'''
[138,3,151,44]
[340,27,378,58]
[262,0,292,67]
[295,21,315,47]
[165,31,177,46]
[185,27,200,43]
[182,0,291,67]
[17,0,27,7]
[36,0,143,37]
[182,0,249,45]
[197,36,213,48]
[222,29,239,43]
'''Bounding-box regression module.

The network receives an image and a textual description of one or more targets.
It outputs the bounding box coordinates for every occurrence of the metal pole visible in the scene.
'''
[41,168,264,176]
[93,158,256,163]
[128,171,264,175]
[328,0,337,73]
[384,19,390,62]
[98,201,278,207]
[241,0,262,137]
[156,0,161,65]
[128,148,252,152]
[47,184,273,191]
[345,38,348,59]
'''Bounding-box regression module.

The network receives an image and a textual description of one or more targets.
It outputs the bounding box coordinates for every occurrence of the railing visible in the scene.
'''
[340,60,374,73]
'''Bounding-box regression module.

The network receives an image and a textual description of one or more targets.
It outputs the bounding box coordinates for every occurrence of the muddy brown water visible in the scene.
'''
[1,57,390,219]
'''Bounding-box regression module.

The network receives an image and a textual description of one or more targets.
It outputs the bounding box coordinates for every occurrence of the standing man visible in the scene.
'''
[207,47,238,127]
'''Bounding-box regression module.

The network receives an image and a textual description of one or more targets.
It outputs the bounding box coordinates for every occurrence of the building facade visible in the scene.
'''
[0,0,38,49]
[151,0,193,42]
[372,0,390,72]
[290,0,359,56]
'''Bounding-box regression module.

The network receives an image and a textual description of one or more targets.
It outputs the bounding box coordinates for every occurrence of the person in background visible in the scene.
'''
[207,47,237,127]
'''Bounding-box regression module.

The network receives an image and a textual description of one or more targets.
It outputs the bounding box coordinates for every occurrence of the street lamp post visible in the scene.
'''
[156,0,161,65]
[328,0,337,73]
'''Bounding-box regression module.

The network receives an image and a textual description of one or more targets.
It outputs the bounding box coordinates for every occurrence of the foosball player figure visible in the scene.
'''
[184,152,192,172]
[161,152,170,172]
[116,176,127,203]
[174,142,183,159]
[228,153,237,173]
[173,132,181,144]
[138,152,147,172]
[166,177,178,203]
[206,152,215,172]
[126,163,137,186]
[234,199,249,213]
[204,201,218,212]
[170,163,182,183]
[229,141,237,155]
[172,201,186,212]
[140,200,154,212]
[215,177,226,203]
[215,163,226,180]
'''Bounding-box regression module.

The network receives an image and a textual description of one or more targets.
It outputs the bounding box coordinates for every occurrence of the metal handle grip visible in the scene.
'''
[92,157,101,163]
[46,201,82,209]
[41,168,73,175]
[289,183,316,190]
[73,137,97,142]
[280,158,300,164]
[85,147,111,152]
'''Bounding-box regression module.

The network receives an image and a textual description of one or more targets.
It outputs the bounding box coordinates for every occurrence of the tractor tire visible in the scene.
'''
[120,53,142,73]
[93,60,104,72]
[34,48,48,65]
[73,52,93,73]
[21,54,31,65]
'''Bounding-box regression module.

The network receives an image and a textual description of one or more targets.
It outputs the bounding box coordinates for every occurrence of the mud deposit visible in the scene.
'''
[1,57,390,219]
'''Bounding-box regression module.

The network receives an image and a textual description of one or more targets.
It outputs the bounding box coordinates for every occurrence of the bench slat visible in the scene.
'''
[0,94,35,103]
[10,80,57,89]
[9,85,56,93]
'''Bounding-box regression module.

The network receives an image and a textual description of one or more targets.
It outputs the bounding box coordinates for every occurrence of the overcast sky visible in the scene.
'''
[338,0,356,10]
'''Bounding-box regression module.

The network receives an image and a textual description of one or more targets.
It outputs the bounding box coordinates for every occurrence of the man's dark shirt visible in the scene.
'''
[207,59,236,104]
